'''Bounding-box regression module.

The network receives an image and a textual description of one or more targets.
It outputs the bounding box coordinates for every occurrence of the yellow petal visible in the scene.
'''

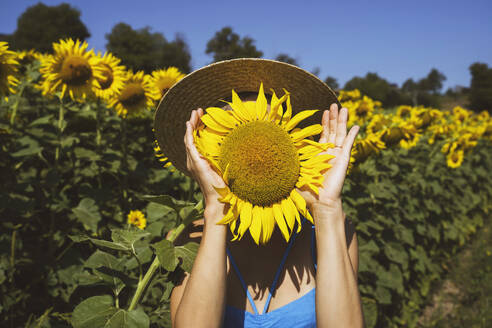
[206,107,239,129]
[200,114,231,134]
[273,203,290,242]
[230,90,254,121]
[281,90,292,124]
[290,124,323,142]
[284,110,319,131]
[281,198,296,233]
[250,205,262,245]
[260,206,275,244]
[238,200,252,239]
[255,83,268,120]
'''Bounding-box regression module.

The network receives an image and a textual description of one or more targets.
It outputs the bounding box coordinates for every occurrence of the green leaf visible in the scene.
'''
[74,147,101,161]
[29,114,54,126]
[72,295,117,328]
[145,202,175,222]
[361,297,378,328]
[179,206,202,226]
[84,250,125,293]
[72,198,102,233]
[104,308,149,328]
[111,229,150,252]
[141,194,193,211]
[90,239,130,252]
[175,242,199,273]
[153,239,178,272]
[12,136,43,157]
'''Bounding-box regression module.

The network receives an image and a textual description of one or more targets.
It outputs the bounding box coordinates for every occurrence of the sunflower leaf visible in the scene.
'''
[152,239,178,272]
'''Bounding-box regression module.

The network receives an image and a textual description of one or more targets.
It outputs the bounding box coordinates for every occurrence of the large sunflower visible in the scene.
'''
[194,83,335,244]
[39,39,102,102]
[109,70,158,118]
[93,51,126,100]
[152,67,185,98]
[0,42,19,100]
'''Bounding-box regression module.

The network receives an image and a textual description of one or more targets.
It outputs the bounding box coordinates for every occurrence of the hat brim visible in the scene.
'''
[154,58,340,175]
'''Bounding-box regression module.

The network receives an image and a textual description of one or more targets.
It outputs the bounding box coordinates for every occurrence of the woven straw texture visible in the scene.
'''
[154,58,340,175]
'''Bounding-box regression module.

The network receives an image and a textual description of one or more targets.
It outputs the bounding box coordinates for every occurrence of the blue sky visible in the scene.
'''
[1,0,491,90]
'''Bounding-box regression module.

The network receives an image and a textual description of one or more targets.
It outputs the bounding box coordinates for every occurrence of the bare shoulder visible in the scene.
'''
[168,219,204,326]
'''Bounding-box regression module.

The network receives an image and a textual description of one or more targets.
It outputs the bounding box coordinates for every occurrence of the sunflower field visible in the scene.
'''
[1,39,492,328]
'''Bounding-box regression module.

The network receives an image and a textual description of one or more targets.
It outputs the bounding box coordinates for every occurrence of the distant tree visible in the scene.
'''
[469,62,492,112]
[402,78,418,106]
[275,53,298,66]
[324,76,339,90]
[9,2,90,52]
[106,23,191,74]
[418,68,446,94]
[206,26,263,62]
[0,34,12,43]
[160,34,191,73]
[344,72,407,107]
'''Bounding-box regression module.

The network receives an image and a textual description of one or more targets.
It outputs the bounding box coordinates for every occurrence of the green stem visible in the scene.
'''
[55,99,65,163]
[9,84,25,127]
[96,101,103,188]
[128,201,203,311]
[121,118,128,202]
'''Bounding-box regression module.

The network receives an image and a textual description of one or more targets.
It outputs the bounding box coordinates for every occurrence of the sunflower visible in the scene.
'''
[194,83,335,244]
[127,210,147,230]
[152,67,185,98]
[93,51,126,100]
[447,149,464,168]
[39,38,102,102]
[353,133,386,162]
[153,139,174,170]
[109,70,159,118]
[0,42,20,100]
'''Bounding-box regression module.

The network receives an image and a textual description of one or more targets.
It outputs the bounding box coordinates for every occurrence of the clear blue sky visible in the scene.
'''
[1,0,491,90]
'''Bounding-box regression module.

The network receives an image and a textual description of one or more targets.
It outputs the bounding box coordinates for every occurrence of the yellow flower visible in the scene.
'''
[153,139,174,170]
[452,106,471,124]
[194,83,334,244]
[39,38,103,102]
[396,105,412,119]
[353,133,386,162]
[92,51,126,100]
[108,70,159,118]
[0,42,20,101]
[127,210,147,230]
[16,49,41,65]
[446,149,464,168]
[152,67,185,98]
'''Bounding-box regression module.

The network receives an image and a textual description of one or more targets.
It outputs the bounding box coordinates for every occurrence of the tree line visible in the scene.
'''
[1,2,491,112]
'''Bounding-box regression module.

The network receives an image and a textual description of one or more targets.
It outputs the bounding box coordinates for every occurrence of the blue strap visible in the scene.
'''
[226,217,308,315]
[311,224,317,271]
[226,247,260,315]
[262,221,301,313]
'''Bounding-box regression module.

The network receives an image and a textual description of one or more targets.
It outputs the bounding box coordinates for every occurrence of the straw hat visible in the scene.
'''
[154,58,340,175]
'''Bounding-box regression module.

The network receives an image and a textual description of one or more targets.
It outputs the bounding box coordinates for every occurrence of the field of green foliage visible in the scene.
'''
[1,40,492,327]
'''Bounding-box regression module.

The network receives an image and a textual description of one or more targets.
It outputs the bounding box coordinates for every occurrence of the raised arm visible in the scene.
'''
[298,104,364,327]
[171,108,229,328]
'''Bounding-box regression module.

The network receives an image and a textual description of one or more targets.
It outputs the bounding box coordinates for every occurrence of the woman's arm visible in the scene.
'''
[298,104,364,327]
[313,200,363,328]
[171,109,229,328]
[172,205,228,328]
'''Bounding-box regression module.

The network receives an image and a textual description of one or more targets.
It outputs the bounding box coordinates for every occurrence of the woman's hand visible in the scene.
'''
[185,108,227,214]
[297,103,359,213]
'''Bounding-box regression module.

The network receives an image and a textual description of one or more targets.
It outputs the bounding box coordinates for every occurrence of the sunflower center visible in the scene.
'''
[60,56,92,86]
[219,120,300,207]
[119,83,145,108]
[98,64,114,90]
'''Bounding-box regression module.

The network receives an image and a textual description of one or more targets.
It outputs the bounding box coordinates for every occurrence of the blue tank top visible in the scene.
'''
[223,218,317,328]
